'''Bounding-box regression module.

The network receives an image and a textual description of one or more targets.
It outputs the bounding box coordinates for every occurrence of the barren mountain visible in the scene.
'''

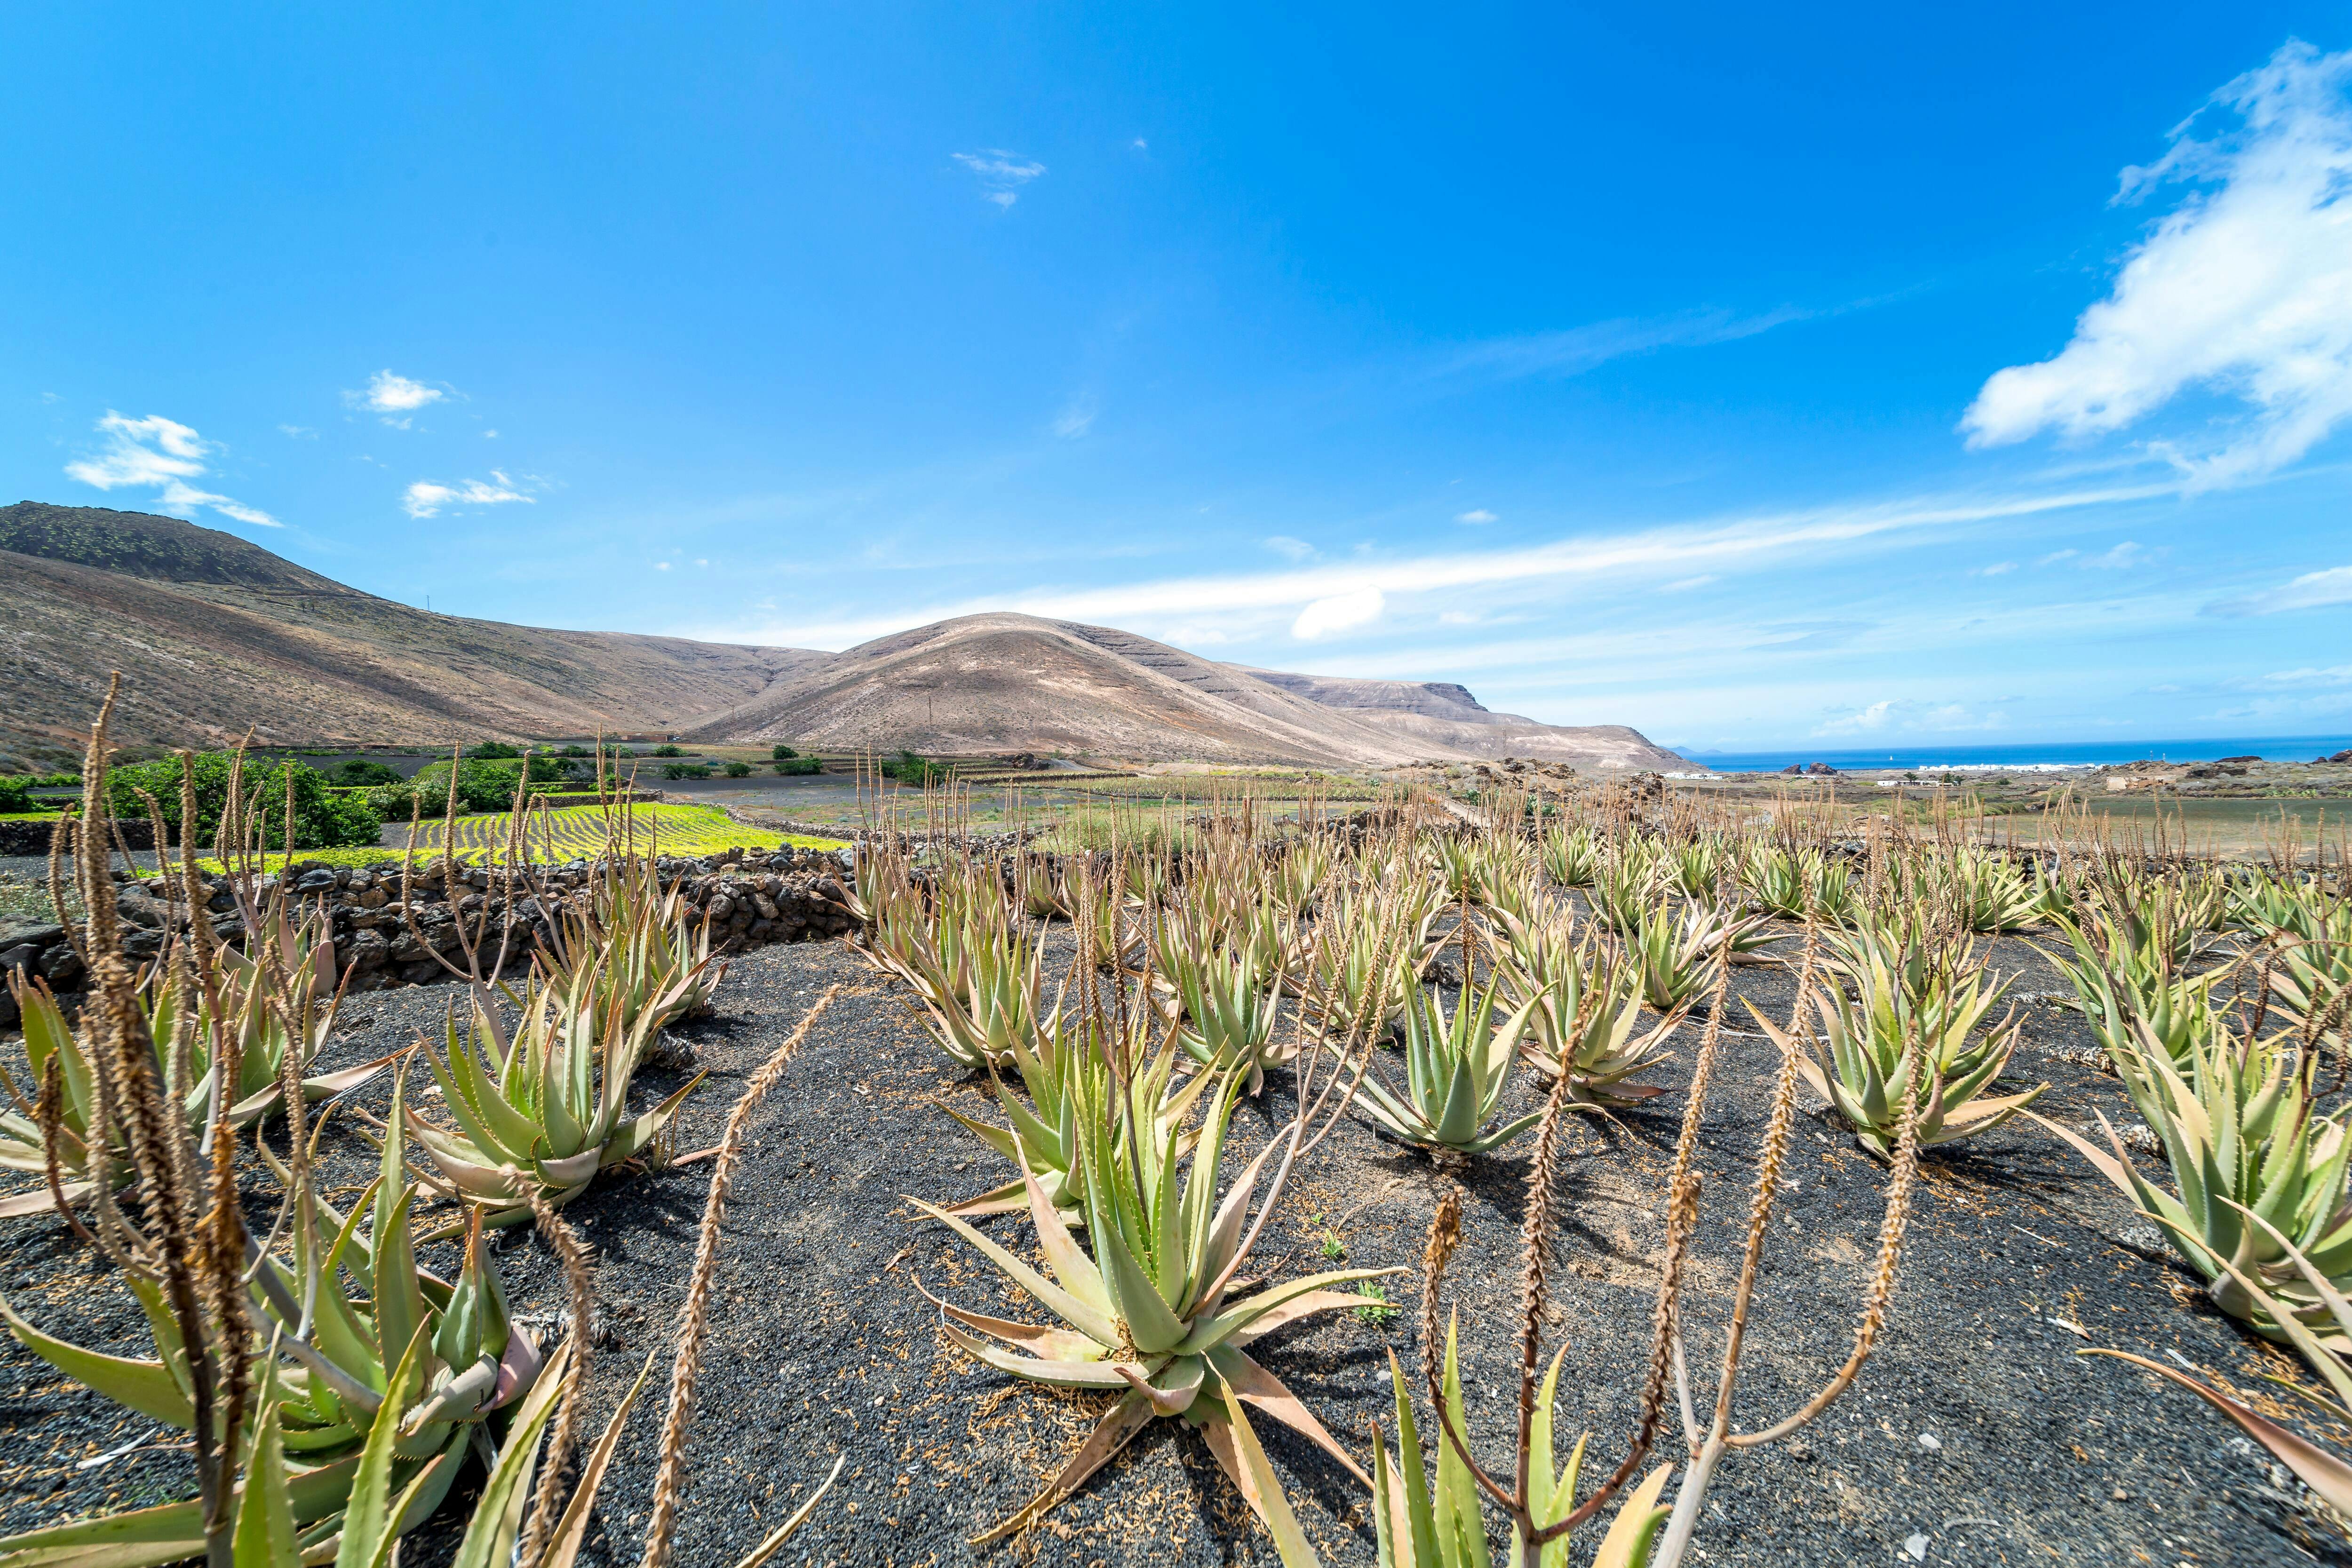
[683,612,1686,770]
[0,504,1686,773]
[0,502,821,768]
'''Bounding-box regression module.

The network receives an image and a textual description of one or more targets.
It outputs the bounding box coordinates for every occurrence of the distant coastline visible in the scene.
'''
[1673,735,2352,774]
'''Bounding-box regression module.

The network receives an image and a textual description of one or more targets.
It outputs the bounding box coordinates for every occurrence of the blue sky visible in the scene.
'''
[6,4,2351,751]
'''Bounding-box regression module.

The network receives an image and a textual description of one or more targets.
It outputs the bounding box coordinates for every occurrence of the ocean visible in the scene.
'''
[1672,735,2352,774]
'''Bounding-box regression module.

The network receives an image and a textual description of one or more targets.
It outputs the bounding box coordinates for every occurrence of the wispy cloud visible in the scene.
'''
[1973,560,2018,575]
[1964,41,2352,486]
[952,149,1046,207]
[347,369,450,427]
[1454,508,1497,525]
[695,476,2179,651]
[1262,535,1317,562]
[2207,563,2352,615]
[1051,400,1096,438]
[1435,306,1805,386]
[63,412,278,526]
[400,470,536,518]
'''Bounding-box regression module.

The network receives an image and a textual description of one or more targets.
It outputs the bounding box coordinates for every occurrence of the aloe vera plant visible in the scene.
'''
[1626,899,1745,1015]
[0,1069,544,1565]
[0,912,390,1219]
[2037,1021,2352,1356]
[532,853,722,1045]
[1168,946,1295,1092]
[1352,976,1545,1157]
[405,963,708,1225]
[2039,910,2226,1072]
[911,1065,1400,1547]
[938,1002,1210,1218]
[1753,920,2046,1158]
[1540,824,1600,889]
[1497,920,1677,1107]
[1373,1329,1673,1568]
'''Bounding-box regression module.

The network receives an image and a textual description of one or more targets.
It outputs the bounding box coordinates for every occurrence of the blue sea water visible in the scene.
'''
[1674,736,2352,774]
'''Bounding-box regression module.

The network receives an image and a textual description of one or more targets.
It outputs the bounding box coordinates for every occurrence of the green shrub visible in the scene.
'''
[409,759,531,813]
[881,749,946,786]
[465,740,522,759]
[774,757,820,776]
[0,778,34,814]
[558,743,593,757]
[661,762,712,780]
[334,757,403,787]
[652,744,684,757]
[771,744,798,760]
[108,753,381,849]
[723,760,753,778]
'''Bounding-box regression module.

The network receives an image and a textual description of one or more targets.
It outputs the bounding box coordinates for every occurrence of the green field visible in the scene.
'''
[405,802,844,864]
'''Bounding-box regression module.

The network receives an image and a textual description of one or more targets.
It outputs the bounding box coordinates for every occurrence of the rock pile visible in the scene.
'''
[0,845,858,1026]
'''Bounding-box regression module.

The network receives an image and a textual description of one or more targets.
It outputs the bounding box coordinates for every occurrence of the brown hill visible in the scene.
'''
[682,612,1686,771]
[0,503,821,769]
[0,504,1687,774]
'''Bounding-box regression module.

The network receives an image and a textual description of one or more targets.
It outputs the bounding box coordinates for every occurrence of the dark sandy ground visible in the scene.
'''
[6,922,2351,1567]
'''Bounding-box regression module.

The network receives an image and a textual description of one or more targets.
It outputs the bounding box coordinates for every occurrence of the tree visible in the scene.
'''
[464,740,523,759]
[771,744,798,760]
[108,753,382,849]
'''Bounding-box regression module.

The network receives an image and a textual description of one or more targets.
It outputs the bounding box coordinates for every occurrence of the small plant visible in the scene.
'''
[1373,1327,1673,1568]
[722,759,753,777]
[466,739,524,759]
[1498,919,1678,1107]
[774,755,821,776]
[1352,1281,1398,1324]
[661,761,712,780]
[1352,974,1545,1158]
[912,1063,1398,1546]
[405,961,710,1224]
[771,743,798,760]
[652,744,685,757]
[1754,917,2045,1158]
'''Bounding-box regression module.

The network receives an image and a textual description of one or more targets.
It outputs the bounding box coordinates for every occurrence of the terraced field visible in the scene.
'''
[406,803,843,864]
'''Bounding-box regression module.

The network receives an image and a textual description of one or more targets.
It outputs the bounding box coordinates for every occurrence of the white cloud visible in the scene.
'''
[2208,562,2352,614]
[1662,574,1719,593]
[1262,536,1317,562]
[654,561,672,571]
[278,424,316,438]
[1131,137,1149,151]
[1455,509,1498,525]
[2038,548,2079,565]
[952,149,1046,207]
[484,429,500,439]
[2249,663,2352,687]
[347,370,449,426]
[2086,540,2151,568]
[1052,401,1096,438]
[1811,699,2006,737]
[1963,42,2352,485]
[400,470,535,518]
[1973,560,2018,575]
[699,476,2182,652]
[1292,586,1385,640]
[63,412,279,526]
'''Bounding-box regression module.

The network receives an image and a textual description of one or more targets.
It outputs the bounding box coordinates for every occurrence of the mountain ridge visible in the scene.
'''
[0,503,1686,773]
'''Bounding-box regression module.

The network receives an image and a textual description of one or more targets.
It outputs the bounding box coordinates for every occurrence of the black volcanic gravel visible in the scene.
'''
[6,924,2352,1566]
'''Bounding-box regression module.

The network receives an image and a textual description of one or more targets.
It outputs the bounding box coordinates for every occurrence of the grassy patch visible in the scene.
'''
[404,803,845,864]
